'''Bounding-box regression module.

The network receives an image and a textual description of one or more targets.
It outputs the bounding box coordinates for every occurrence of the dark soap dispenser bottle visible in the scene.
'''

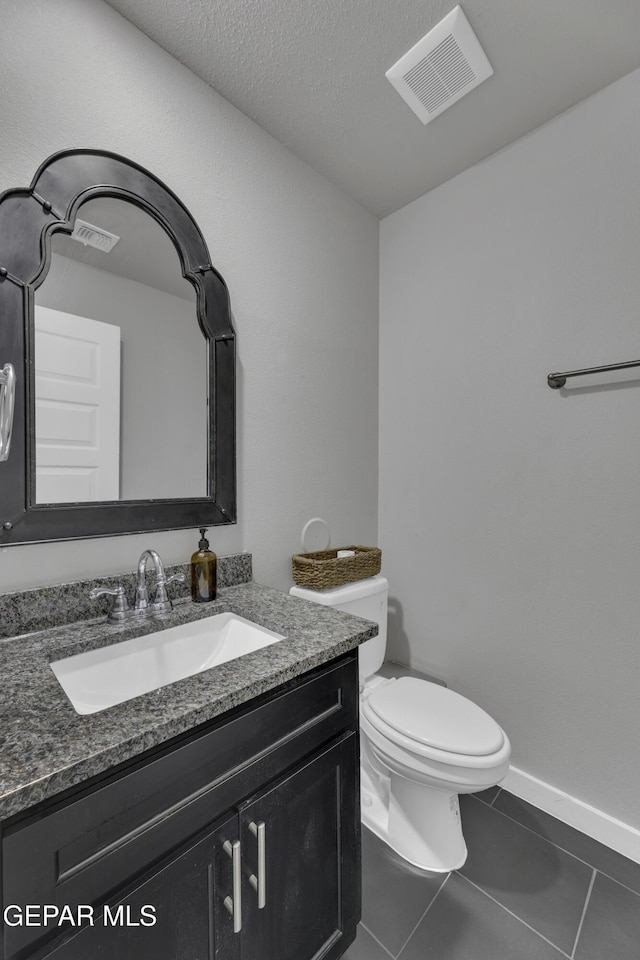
[191,528,217,602]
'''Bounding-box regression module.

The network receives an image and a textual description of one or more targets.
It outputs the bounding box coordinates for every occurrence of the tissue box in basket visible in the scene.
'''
[291,546,382,591]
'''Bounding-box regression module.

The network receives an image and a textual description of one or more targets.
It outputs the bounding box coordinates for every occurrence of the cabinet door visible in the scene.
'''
[40,814,241,960]
[239,734,359,960]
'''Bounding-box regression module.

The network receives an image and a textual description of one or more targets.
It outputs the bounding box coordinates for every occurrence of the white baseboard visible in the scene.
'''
[501,765,640,865]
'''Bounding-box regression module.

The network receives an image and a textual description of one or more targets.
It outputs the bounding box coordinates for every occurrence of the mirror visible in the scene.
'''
[35,197,207,504]
[0,149,236,544]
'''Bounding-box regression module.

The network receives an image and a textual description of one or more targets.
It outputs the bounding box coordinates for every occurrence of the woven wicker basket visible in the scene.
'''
[291,546,381,591]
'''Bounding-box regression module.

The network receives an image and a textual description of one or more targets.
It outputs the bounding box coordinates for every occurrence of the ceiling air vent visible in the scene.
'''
[386,5,493,124]
[71,219,120,253]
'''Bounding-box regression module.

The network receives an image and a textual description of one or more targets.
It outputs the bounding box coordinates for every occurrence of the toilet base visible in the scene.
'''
[361,765,468,873]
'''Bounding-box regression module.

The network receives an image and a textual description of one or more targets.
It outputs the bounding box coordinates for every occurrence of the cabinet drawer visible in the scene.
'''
[2,654,358,959]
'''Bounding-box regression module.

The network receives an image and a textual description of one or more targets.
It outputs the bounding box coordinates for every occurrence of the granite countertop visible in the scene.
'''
[0,581,375,820]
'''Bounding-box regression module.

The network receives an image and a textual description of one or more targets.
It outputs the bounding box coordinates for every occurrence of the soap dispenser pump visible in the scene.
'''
[191,528,217,603]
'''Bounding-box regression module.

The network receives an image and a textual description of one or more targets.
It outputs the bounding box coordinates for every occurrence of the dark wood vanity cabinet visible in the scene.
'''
[1,654,360,960]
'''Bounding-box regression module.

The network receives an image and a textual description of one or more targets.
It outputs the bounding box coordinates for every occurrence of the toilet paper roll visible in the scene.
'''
[337,550,356,559]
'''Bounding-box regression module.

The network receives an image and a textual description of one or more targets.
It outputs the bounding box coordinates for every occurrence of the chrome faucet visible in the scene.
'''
[90,549,185,623]
[135,549,185,615]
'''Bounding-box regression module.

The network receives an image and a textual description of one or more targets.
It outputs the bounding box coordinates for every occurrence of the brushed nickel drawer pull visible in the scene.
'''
[223,839,242,933]
[249,820,266,909]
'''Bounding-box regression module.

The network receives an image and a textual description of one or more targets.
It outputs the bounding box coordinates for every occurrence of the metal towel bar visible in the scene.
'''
[547,358,640,389]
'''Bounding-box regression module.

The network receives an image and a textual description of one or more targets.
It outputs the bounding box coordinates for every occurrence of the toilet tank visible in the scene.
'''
[290,575,388,679]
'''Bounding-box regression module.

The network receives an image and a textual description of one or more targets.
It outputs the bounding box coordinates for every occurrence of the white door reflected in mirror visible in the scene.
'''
[35,305,121,504]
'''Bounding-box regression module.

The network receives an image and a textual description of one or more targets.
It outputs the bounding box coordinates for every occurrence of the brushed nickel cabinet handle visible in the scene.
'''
[249,820,267,909]
[223,839,242,933]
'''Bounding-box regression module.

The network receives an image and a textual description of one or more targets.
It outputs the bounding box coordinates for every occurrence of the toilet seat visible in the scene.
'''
[362,677,507,768]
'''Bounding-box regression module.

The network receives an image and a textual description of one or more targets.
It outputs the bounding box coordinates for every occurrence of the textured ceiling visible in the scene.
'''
[104,0,640,217]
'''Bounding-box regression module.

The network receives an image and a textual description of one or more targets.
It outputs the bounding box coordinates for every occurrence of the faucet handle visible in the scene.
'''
[153,573,186,606]
[165,573,186,587]
[89,584,131,622]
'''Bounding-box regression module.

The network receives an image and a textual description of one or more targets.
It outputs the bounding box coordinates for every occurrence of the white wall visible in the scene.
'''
[0,0,379,591]
[380,67,640,829]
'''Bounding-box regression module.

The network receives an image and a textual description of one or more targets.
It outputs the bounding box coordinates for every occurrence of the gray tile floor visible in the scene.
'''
[343,787,640,960]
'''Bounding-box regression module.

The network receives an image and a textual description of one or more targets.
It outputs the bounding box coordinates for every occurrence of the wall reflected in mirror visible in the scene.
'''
[34,197,207,504]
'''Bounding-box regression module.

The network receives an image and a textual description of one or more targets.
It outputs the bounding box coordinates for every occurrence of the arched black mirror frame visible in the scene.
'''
[0,148,236,545]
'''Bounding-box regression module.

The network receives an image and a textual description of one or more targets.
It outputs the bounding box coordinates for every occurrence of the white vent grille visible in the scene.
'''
[386,6,493,124]
[71,219,120,253]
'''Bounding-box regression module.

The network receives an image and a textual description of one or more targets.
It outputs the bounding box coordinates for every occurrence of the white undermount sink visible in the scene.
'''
[50,612,285,715]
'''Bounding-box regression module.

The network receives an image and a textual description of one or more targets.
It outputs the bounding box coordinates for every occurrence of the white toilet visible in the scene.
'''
[290,575,511,872]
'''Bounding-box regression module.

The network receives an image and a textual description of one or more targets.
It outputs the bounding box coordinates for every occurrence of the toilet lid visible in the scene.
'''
[366,677,505,757]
